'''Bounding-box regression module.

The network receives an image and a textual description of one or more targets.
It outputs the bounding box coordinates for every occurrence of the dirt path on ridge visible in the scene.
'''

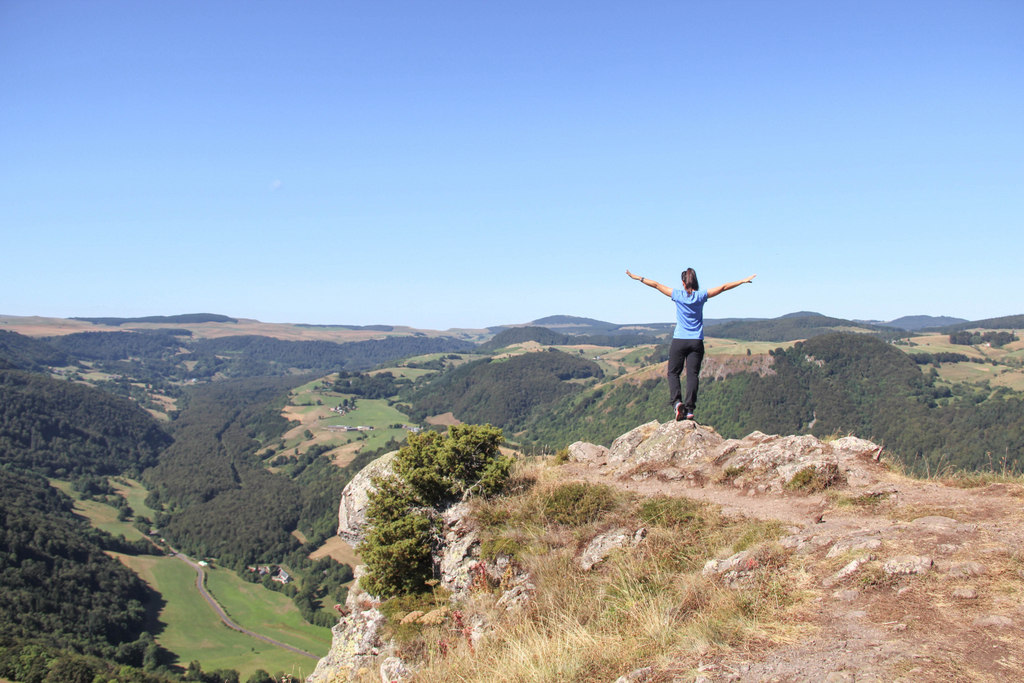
[560,459,1024,682]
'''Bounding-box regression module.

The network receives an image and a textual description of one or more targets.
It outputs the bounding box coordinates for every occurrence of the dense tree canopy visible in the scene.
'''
[404,349,603,430]
[0,370,172,477]
[525,333,1024,475]
[0,469,157,659]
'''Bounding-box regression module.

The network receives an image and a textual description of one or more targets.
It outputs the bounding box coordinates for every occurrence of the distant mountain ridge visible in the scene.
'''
[71,313,237,326]
[874,315,969,331]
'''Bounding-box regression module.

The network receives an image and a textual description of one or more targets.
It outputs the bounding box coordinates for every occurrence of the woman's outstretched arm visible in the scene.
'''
[707,274,757,298]
[626,270,672,297]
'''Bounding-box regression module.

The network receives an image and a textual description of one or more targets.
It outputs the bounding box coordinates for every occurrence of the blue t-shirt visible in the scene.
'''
[671,288,708,339]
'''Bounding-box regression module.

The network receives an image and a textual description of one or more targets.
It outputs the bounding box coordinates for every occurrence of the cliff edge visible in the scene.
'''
[311,420,1024,682]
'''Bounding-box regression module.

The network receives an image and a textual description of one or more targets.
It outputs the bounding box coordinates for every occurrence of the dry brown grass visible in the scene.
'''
[379,464,812,682]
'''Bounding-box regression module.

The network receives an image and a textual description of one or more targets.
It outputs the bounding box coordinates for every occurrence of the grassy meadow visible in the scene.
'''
[49,477,329,679]
[114,553,324,680]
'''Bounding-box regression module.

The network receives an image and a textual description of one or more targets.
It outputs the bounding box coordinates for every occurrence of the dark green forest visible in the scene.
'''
[403,349,603,431]
[522,334,1024,474]
[0,330,71,371]
[478,325,660,351]
[27,329,476,383]
[704,313,896,342]
[0,370,172,477]
[71,314,238,326]
[0,469,165,668]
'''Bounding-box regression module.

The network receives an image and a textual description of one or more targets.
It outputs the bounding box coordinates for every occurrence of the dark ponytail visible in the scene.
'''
[681,268,699,292]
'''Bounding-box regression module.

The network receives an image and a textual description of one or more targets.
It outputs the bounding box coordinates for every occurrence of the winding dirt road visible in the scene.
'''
[174,553,320,660]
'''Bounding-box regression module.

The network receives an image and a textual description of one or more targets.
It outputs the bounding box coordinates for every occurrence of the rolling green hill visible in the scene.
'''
[403,349,603,431]
[0,369,172,477]
[704,313,894,341]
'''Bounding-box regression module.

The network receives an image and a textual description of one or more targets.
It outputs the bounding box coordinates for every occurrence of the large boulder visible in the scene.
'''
[609,420,724,472]
[337,451,398,546]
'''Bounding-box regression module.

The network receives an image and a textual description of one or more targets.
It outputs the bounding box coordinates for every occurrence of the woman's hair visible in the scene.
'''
[681,268,699,292]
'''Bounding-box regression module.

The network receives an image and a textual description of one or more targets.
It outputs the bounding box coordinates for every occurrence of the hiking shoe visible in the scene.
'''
[674,402,684,421]
[686,413,695,421]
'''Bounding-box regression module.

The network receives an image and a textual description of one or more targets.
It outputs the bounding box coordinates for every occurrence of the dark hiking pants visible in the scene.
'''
[667,338,705,414]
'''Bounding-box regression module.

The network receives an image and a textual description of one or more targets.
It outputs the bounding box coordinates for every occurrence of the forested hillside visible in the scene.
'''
[525,334,1024,474]
[144,377,307,561]
[0,330,70,370]
[403,349,603,430]
[0,369,172,477]
[479,325,660,351]
[705,313,893,341]
[0,469,164,667]
[71,313,238,326]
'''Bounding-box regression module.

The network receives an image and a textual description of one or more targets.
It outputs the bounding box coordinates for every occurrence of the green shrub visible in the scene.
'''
[394,424,512,505]
[359,424,513,598]
[358,478,436,597]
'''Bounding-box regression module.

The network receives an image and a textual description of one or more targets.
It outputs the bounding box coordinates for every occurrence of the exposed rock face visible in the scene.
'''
[577,421,886,495]
[307,568,386,683]
[337,451,397,545]
[313,452,534,682]
[437,501,481,598]
[702,550,761,589]
[438,501,535,611]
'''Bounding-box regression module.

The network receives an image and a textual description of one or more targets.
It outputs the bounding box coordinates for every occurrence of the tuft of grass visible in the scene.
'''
[718,465,747,485]
[732,521,787,553]
[480,536,524,561]
[539,482,621,526]
[856,563,900,590]
[785,463,844,493]
[637,495,704,529]
[829,490,892,509]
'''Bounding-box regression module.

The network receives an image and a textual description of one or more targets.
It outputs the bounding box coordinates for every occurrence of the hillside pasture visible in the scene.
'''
[371,365,435,380]
[114,554,321,680]
[113,477,159,521]
[936,361,1024,391]
[319,398,410,450]
[309,536,360,567]
[273,378,413,464]
[705,337,796,356]
[906,332,1023,361]
[49,479,147,541]
[48,479,325,678]
[203,565,332,656]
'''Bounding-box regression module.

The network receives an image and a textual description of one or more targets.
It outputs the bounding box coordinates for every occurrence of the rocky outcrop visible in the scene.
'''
[315,417,1024,682]
[312,453,534,682]
[571,421,888,495]
[337,451,397,545]
[307,568,386,683]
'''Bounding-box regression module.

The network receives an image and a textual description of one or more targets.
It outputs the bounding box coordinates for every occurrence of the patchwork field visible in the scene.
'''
[276,378,414,461]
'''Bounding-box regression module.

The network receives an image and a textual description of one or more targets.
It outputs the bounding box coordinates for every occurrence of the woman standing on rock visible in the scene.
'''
[626,268,756,421]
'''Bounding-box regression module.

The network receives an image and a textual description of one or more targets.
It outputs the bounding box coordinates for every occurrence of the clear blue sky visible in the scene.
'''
[2,1,1022,330]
